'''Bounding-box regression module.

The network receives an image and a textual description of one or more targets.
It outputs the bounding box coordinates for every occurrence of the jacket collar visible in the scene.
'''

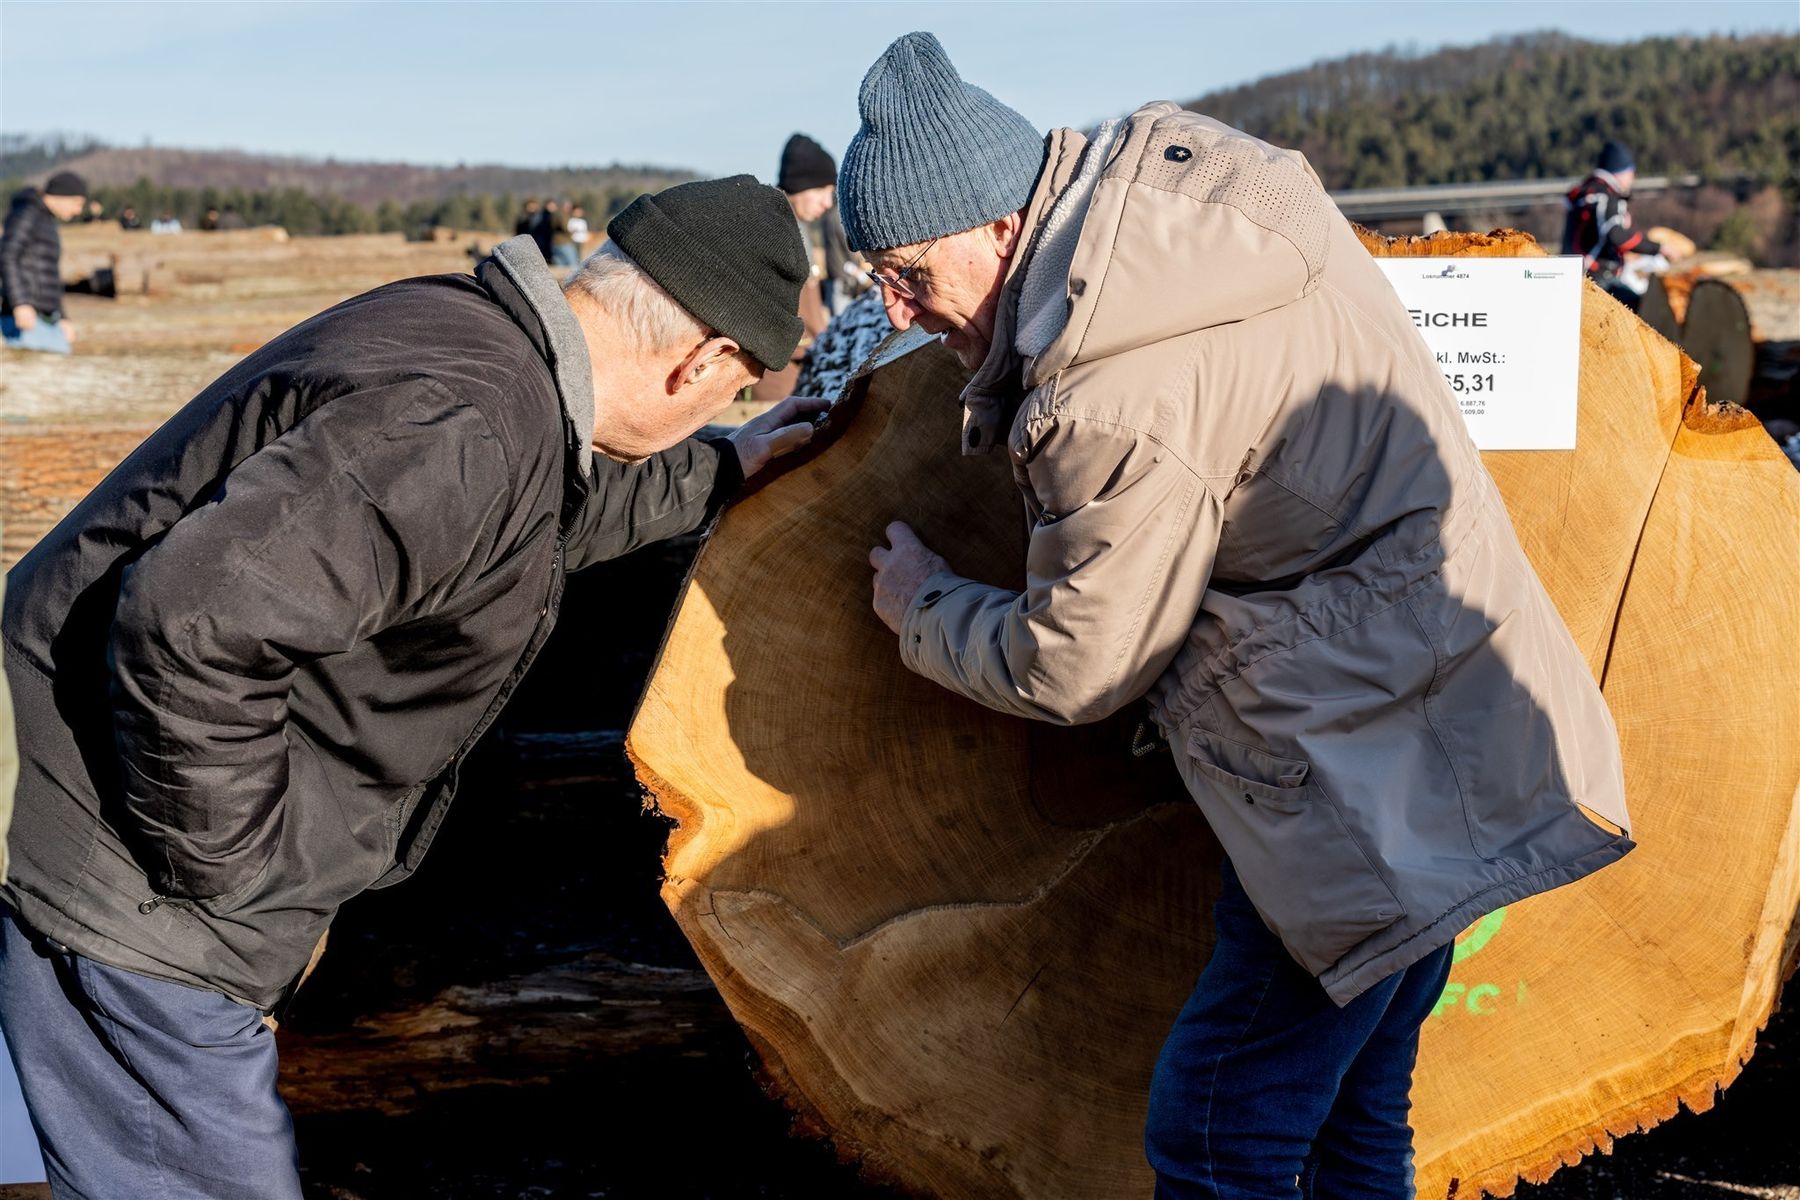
[958,126,1091,456]
[477,235,595,474]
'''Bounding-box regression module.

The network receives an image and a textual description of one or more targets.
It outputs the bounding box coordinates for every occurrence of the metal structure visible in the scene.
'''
[1330,174,1703,222]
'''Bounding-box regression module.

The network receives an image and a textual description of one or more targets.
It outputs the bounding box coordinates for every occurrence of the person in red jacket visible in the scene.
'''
[1561,140,1662,309]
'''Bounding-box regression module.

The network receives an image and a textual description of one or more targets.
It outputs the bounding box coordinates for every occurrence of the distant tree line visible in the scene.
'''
[0,132,106,180]
[1187,32,1799,194]
[0,175,651,239]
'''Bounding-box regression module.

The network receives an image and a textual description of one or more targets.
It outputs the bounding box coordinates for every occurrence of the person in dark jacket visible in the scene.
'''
[1,170,86,354]
[777,132,870,318]
[1562,139,1662,309]
[0,175,821,1199]
[534,198,562,261]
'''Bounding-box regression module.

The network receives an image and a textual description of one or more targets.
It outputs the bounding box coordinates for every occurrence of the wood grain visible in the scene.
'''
[630,229,1800,1198]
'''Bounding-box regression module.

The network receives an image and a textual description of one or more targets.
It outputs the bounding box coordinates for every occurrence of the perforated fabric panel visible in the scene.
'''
[1134,123,1330,289]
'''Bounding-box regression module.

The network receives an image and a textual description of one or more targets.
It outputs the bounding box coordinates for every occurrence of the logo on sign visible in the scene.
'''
[1421,264,1471,280]
[1523,268,1567,280]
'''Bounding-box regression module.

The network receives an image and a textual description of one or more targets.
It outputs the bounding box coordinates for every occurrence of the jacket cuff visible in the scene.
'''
[898,569,979,670]
[702,436,744,512]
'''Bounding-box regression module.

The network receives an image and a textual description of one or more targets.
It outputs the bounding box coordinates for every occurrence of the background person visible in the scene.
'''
[777,132,870,317]
[847,32,1633,1197]
[1,170,86,355]
[1562,139,1663,310]
[547,199,578,266]
[568,203,590,257]
[0,175,820,1200]
[753,133,838,403]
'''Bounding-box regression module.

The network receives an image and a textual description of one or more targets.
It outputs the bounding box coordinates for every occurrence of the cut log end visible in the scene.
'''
[628,225,1800,1200]
[1681,270,1800,416]
[1352,225,1546,258]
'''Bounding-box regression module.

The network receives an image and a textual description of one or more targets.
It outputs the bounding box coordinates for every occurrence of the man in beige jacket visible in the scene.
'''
[846,33,1633,1198]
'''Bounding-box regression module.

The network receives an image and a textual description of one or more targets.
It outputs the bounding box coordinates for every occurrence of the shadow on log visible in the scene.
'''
[630,228,1800,1198]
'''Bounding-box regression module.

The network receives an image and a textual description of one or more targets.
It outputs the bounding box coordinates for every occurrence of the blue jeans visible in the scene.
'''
[0,906,302,1199]
[1,314,71,354]
[1146,862,1454,1199]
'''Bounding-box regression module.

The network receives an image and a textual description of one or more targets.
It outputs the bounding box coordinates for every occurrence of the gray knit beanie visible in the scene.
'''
[837,31,1045,253]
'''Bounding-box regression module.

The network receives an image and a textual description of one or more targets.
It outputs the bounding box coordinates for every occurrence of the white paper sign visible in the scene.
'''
[1374,257,1583,450]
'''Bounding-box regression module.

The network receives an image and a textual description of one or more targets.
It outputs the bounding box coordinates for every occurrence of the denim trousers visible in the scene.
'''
[1145,862,1454,1199]
[0,905,302,1199]
[0,315,71,354]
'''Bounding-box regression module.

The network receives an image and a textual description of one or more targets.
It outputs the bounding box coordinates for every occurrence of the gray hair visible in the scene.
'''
[563,241,708,354]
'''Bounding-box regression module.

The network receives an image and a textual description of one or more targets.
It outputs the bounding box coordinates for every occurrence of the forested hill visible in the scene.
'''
[0,136,692,210]
[1183,32,1799,191]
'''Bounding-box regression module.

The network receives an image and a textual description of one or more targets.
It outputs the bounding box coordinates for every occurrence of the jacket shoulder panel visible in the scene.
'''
[1130,109,1331,294]
[1040,103,1335,373]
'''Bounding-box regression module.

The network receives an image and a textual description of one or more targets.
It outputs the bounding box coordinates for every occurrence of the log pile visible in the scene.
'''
[55,224,486,301]
[0,425,160,566]
[1680,269,1800,418]
[630,228,1800,1197]
[1638,251,1753,342]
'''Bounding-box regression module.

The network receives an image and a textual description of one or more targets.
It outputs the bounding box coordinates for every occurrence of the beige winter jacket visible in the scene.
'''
[899,102,1632,1003]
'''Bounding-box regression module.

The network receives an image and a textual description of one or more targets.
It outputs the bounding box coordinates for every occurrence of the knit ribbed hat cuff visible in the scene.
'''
[842,144,1045,251]
[609,198,805,371]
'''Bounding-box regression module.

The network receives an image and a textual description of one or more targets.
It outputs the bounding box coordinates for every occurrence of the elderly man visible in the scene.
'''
[0,175,820,1198]
[850,33,1633,1198]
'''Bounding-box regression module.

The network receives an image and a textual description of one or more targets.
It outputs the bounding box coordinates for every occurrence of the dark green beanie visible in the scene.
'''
[607,175,808,371]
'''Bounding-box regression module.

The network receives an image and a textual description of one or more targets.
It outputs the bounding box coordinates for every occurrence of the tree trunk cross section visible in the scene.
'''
[630,228,1800,1198]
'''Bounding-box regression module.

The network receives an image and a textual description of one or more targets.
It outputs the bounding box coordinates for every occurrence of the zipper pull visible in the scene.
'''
[138,895,164,914]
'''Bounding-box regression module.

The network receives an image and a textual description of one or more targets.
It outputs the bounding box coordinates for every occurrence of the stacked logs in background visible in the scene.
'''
[1635,254,1798,424]
[1681,270,1800,419]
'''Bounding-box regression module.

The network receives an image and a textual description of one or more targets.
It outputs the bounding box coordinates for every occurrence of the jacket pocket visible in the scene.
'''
[190,834,281,919]
[1181,726,1405,976]
[368,761,460,890]
[1434,694,1566,861]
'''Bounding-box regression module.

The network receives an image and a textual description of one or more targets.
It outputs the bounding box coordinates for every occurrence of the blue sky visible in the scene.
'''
[2,2,1794,181]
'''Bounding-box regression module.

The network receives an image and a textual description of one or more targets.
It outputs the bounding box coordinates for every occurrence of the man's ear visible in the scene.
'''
[666,335,746,395]
[991,211,1026,260]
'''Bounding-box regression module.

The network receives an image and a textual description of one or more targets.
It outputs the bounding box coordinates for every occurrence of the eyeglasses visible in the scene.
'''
[866,236,941,301]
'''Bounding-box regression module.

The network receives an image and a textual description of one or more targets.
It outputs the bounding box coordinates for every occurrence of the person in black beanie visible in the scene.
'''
[779,133,838,218]
[762,133,874,400]
[1562,138,1662,309]
[2,169,87,354]
[0,175,822,1199]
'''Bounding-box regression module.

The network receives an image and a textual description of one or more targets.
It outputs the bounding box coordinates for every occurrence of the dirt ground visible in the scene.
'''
[1,229,1793,1199]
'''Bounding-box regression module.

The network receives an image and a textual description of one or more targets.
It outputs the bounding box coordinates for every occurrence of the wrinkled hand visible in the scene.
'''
[869,522,950,635]
[728,395,830,479]
[11,305,36,332]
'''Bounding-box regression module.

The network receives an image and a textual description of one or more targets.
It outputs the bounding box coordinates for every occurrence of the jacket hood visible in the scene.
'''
[1020,102,1334,381]
[478,234,596,473]
[10,186,44,206]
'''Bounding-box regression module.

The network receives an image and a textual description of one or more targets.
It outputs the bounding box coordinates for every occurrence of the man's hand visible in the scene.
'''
[11,305,36,332]
[869,521,950,634]
[729,395,830,479]
[60,318,76,345]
